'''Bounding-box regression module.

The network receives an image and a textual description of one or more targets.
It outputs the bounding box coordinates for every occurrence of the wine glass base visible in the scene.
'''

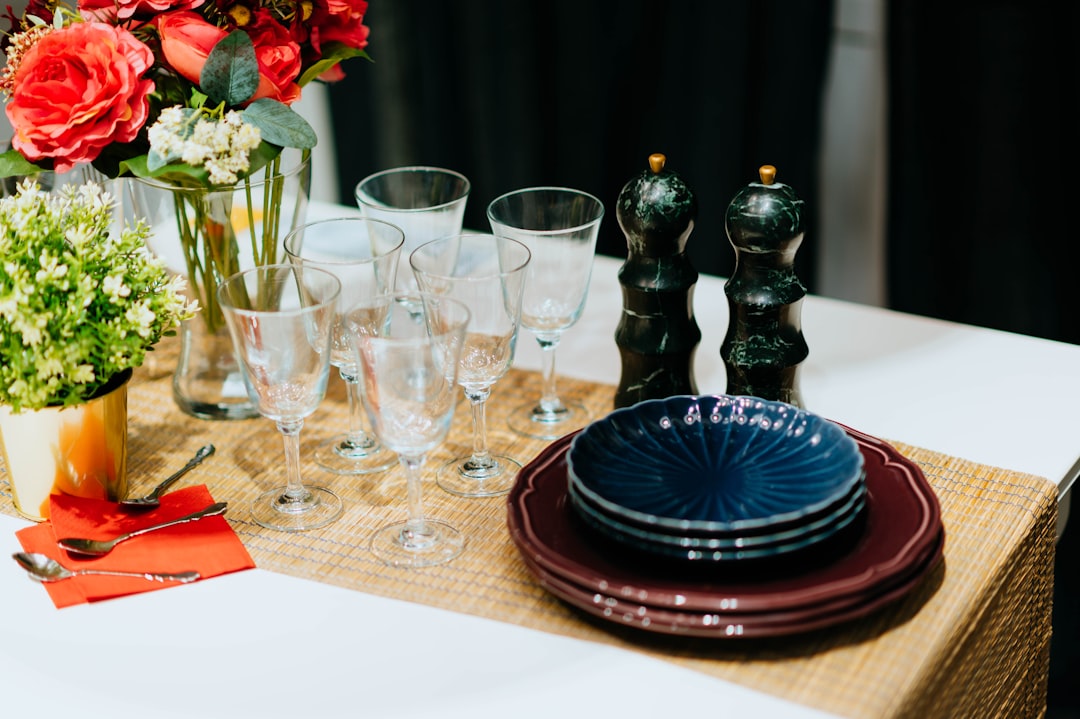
[369,519,465,568]
[436,455,522,498]
[314,434,397,475]
[250,486,344,532]
[507,400,589,440]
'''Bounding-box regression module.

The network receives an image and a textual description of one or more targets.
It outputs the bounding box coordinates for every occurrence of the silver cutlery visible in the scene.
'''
[57,502,229,557]
[12,552,200,583]
[120,444,216,509]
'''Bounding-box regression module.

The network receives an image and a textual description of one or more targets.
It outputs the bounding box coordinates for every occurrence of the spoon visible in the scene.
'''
[13,552,200,583]
[56,502,229,557]
[120,444,216,509]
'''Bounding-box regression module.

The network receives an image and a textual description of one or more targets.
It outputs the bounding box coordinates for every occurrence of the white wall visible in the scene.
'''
[818,0,887,307]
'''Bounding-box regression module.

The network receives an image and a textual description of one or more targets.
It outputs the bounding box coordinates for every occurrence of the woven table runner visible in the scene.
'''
[1,358,1057,719]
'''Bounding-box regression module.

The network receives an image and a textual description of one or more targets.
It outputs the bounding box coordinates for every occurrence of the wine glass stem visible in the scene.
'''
[339,367,376,448]
[400,454,428,534]
[276,419,309,501]
[536,336,566,413]
[465,386,493,468]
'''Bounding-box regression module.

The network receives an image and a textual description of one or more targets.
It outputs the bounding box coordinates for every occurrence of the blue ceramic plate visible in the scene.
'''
[566,395,865,535]
[568,479,866,551]
[568,480,866,561]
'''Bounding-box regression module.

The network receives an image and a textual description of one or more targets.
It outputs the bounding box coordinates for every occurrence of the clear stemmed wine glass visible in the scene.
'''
[354,166,471,296]
[409,234,531,498]
[284,216,403,475]
[486,187,605,440]
[217,264,343,531]
[347,293,470,567]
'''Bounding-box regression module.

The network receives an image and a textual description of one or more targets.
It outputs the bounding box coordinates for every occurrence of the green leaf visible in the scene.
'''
[146,149,169,172]
[201,31,259,106]
[297,44,371,87]
[241,99,317,149]
[243,142,284,176]
[117,143,286,189]
[117,155,213,188]
[0,149,50,178]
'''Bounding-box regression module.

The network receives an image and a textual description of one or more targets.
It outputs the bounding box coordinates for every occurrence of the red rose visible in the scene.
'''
[153,10,227,87]
[317,64,346,83]
[318,0,370,50]
[156,10,300,105]
[79,0,205,22]
[299,0,368,80]
[246,9,302,105]
[5,22,154,173]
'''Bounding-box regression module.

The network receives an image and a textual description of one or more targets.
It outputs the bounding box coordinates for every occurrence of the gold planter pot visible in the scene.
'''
[0,369,131,521]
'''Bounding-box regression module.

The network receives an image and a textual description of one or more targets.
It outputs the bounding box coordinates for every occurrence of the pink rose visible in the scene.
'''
[246,10,302,105]
[153,10,227,87]
[79,0,205,22]
[5,22,154,173]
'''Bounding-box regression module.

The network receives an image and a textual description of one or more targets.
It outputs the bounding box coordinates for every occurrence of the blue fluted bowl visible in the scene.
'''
[566,395,865,535]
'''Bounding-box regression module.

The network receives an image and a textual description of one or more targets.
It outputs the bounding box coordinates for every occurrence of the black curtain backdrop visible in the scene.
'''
[327,0,835,287]
[886,0,1080,346]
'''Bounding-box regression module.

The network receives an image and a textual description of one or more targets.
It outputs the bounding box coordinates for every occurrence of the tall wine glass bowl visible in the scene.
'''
[354,166,470,296]
[284,216,403,475]
[409,234,531,498]
[348,294,470,567]
[486,187,605,440]
[217,265,342,531]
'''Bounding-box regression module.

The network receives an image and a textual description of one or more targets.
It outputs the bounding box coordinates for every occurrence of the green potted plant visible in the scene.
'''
[0,180,197,520]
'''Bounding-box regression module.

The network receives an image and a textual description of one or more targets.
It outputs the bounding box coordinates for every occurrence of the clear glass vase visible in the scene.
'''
[128,149,312,420]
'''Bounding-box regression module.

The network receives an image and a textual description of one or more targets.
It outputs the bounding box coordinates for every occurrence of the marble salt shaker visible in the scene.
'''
[720,164,809,407]
[613,153,701,408]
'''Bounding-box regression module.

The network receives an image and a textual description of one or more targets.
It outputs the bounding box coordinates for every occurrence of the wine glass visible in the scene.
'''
[486,187,605,440]
[409,234,531,498]
[284,216,403,475]
[354,166,470,296]
[347,293,470,567]
[217,265,343,531]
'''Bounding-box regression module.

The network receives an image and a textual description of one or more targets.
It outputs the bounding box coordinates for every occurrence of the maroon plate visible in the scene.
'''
[507,427,943,614]
[519,530,943,638]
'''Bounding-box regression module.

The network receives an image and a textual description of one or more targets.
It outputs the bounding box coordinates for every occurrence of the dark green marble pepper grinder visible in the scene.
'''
[614,153,701,408]
[721,164,809,407]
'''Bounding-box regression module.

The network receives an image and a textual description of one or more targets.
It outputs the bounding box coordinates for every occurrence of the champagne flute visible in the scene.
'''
[409,234,531,498]
[354,166,470,296]
[486,187,605,439]
[284,216,403,475]
[348,294,470,567]
[217,265,342,531]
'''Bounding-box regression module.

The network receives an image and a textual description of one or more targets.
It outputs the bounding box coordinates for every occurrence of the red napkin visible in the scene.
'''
[16,485,255,608]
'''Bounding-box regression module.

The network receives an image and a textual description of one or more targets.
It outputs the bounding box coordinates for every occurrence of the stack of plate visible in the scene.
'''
[506,395,945,639]
[565,396,867,563]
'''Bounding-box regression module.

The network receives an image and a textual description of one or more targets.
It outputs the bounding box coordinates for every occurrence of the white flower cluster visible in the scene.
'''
[0,23,51,97]
[0,180,198,411]
[148,107,262,185]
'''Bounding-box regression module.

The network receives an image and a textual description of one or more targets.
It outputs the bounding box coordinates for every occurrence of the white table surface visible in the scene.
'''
[4,230,1079,718]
